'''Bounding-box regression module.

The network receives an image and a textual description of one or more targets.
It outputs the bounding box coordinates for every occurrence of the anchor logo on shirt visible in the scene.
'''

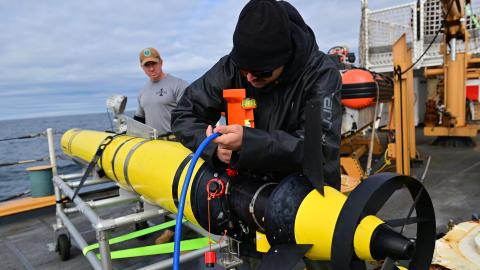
[156,88,167,96]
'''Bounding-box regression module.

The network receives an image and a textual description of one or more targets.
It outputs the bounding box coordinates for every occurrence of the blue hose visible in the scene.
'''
[173,132,221,270]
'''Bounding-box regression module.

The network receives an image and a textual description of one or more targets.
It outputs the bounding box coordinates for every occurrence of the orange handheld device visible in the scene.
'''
[223,89,256,127]
[222,89,256,177]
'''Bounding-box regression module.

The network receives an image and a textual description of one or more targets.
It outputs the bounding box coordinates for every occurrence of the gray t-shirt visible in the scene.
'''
[135,74,188,135]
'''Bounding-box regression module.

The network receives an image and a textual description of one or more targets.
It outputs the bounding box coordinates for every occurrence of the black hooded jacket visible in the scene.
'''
[172,2,342,185]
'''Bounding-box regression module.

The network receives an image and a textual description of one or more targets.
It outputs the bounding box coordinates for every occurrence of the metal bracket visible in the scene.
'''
[114,114,158,139]
[249,182,276,232]
[219,237,243,269]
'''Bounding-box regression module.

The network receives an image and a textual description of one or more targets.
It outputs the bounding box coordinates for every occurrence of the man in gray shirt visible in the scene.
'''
[134,47,188,137]
[133,47,188,244]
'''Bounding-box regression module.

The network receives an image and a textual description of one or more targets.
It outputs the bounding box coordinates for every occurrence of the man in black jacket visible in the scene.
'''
[172,0,341,268]
[172,0,341,188]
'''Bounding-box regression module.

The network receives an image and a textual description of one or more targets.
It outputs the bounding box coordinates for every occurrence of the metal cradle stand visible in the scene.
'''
[47,128,230,270]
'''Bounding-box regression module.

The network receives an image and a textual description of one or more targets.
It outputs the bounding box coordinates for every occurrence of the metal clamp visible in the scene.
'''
[249,182,276,231]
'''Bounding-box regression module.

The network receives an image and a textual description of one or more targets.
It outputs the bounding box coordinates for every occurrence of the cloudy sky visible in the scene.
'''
[0,0,408,120]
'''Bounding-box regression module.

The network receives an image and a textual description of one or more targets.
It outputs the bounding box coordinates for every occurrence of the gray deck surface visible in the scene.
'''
[377,129,480,236]
[1,128,479,270]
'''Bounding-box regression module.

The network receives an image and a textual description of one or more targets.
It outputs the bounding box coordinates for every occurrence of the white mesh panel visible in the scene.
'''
[362,0,480,72]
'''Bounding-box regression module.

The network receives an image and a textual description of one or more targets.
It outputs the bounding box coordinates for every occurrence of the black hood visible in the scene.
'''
[248,1,319,93]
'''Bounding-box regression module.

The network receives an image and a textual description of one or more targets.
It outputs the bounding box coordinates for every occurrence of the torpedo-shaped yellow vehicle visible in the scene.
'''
[61,125,435,270]
[61,93,435,270]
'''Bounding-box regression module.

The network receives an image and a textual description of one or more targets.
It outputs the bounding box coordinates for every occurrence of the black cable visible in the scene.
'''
[394,65,406,174]
[71,134,119,201]
[0,157,49,167]
[0,132,44,142]
[0,129,65,142]
[0,190,31,202]
[401,0,456,75]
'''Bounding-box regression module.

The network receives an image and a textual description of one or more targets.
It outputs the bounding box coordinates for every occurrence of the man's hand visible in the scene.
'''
[206,125,243,164]
[216,145,232,163]
[210,124,243,151]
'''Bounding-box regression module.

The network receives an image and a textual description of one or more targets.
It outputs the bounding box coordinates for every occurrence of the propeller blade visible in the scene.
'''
[385,216,429,227]
[380,257,396,270]
[400,155,432,234]
[380,157,433,270]
[303,97,326,195]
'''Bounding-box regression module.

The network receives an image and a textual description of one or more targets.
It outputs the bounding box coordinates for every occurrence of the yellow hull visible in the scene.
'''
[61,129,433,267]
[61,129,204,226]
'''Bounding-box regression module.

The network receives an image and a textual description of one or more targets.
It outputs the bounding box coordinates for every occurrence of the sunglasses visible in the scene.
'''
[239,68,274,78]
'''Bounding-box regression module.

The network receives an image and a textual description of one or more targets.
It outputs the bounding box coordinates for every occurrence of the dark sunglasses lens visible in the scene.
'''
[240,69,273,78]
[253,70,273,78]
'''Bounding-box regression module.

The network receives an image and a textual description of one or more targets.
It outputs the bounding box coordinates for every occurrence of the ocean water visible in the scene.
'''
[0,112,120,201]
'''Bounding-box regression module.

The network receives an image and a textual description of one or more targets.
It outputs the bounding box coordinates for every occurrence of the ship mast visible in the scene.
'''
[359,0,368,68]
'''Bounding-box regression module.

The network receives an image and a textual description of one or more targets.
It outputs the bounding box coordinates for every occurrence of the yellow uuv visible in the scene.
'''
[61,129,434,268]
[61,128,204,227]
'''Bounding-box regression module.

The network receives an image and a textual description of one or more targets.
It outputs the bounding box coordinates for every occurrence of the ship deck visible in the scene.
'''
[1,128,479,270]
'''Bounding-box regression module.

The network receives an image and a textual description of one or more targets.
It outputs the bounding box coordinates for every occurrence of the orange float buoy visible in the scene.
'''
[341,69,376,109]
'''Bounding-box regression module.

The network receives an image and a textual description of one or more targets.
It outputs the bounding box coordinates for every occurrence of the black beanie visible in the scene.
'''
[231,0,292,71]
